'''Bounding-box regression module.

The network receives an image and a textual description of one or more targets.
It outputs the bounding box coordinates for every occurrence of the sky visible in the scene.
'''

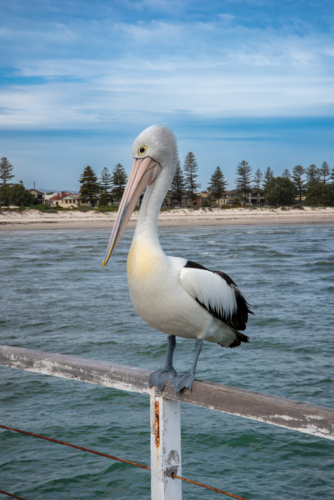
[0,0,333,193]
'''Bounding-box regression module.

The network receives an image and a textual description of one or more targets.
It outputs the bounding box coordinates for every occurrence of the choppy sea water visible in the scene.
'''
[0,225,333,500]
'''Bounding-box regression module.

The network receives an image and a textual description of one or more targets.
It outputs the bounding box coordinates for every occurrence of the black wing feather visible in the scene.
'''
[185,261,253,342]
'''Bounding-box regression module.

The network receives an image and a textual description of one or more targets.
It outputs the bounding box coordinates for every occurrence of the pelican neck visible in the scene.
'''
[132,188,161,249]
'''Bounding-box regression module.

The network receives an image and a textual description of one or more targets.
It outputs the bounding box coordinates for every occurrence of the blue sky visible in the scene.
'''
[0,0,333,192]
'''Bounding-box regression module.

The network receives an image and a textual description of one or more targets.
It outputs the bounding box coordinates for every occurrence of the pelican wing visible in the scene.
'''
[180,261,252,331]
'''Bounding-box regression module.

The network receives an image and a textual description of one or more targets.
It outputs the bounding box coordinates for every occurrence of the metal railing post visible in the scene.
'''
[150,389,182,500]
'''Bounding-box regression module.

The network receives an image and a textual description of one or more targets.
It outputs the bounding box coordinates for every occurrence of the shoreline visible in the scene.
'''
[1,207,333,231]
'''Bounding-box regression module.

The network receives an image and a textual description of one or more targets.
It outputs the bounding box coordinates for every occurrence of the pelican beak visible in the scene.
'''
[102,156,161,268]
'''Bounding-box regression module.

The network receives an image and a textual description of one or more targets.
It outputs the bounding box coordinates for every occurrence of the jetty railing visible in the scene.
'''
[0,344,333,500]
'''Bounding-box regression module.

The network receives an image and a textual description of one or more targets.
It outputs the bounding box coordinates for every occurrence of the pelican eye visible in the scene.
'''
[138,146,147,156]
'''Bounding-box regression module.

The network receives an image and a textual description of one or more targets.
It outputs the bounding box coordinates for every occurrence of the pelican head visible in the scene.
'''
[102,125,177,267]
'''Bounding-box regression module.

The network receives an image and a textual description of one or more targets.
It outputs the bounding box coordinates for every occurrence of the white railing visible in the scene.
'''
[0,344,333,499]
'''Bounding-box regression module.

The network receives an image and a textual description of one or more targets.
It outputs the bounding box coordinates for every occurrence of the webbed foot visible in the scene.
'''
[148,367,178,392]
[171,372,196,394]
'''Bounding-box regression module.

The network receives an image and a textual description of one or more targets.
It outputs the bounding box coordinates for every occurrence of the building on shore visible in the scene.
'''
[165,191,211,208]
[28,189,44,205]
[48,193,82,208]
[219,190,265,207]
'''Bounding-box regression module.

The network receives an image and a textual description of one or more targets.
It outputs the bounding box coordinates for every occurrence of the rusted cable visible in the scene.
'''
[171,474,248,500]
[1,424,249,499]
[0,490,27,500]
[0,425,150,471]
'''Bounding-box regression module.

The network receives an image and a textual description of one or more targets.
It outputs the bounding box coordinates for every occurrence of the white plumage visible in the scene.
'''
[103,124,252,393]
[180,267,238,321]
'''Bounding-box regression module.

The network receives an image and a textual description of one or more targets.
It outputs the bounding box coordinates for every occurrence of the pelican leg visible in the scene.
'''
[171,338,203,394]
[148,335,178,392]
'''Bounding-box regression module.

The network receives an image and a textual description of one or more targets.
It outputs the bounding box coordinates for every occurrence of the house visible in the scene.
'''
[219,190,243,206]
[194,191,211,207]
[219,190,265,206]
[246,191,265,206]
[48,192,82,208]
[44,193,56,205]
[28,189,44,204]
[166,193,210,208]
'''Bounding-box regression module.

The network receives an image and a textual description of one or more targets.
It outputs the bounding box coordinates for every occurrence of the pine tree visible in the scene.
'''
[208,166,227,202]
[264,177,297,206]
[306,183,334,206]
[305,164,320,188]
[0,185,10,206]
[236,160,252,205]
[100,167,112,193]
[253,168,263,190]
[0,157,14,187]
[319,161,330,183]
[263,167,275,188]
[183,152,200,202]
[292,165,306,202]
[98,192,109,207]
[282,169,291,179]
[9,181,35,206]
[331,168,334,183]
[79,166,101,205]
[169,160,186,205]
[112,164,128,201]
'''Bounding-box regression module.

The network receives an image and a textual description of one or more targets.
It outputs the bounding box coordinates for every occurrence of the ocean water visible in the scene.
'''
[0,225,333,500]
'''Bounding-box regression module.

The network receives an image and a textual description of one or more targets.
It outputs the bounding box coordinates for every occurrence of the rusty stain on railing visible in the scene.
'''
[155,401,160,448]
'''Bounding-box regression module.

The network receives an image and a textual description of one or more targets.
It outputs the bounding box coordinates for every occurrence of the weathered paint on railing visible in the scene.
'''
[0,344,333,440]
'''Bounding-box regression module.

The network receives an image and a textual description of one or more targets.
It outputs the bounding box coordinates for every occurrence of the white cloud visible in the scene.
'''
[0,14,333,129]
[218,13,235,21]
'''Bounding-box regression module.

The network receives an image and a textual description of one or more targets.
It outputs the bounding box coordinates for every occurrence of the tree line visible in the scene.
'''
[81,153,203,206]
[168,152,201,204]
[0,157,36,206]
[170,156,334,207]
[79,164,128,206]
[261,162,334,206]
[2,154,333,208]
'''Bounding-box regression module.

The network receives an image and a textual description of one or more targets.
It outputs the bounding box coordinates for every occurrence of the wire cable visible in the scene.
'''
[0,490,27,500]
[171,474,248,500]
[1,424,249,499]
[0,425,149,470]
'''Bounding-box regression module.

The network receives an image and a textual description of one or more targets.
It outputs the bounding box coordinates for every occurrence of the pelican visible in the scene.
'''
[102,125,252,394]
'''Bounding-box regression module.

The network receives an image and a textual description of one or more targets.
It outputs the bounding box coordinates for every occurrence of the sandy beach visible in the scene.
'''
[0,206,334,231]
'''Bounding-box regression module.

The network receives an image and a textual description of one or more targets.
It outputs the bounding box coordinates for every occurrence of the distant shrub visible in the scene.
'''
[281,206,287,210]
[78,206,95,211]
[293,204,304,210]
[29,205,48,212]
[46,209,58,214]
[29,205,66,212]
[98,205,118,213]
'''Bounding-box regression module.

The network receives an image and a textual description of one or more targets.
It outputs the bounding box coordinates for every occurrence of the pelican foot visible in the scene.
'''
[148,368,178,392]
[171,372,196,394]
